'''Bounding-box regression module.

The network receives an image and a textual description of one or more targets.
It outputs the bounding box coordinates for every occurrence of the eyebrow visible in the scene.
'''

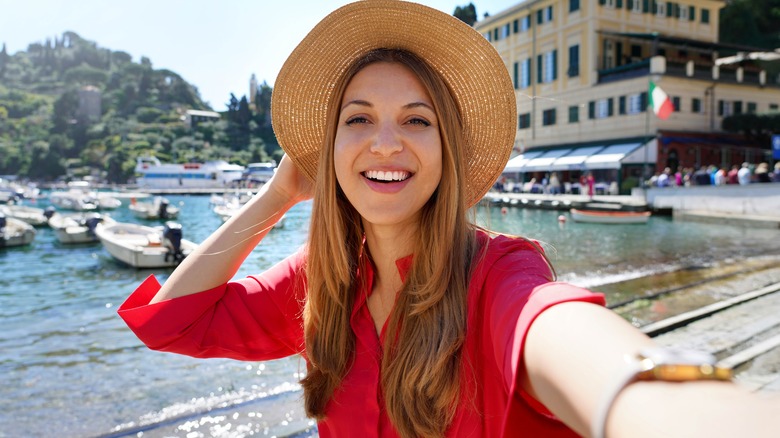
[340,99,435,113]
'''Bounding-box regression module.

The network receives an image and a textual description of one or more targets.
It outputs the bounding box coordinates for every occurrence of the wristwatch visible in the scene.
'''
[591,346,733,438]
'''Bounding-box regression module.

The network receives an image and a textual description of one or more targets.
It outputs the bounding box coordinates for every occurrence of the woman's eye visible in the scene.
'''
[345,116,369,125]
[407,117,431,127]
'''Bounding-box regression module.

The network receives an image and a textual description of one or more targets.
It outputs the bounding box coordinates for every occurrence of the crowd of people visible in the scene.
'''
[650,161,780,187]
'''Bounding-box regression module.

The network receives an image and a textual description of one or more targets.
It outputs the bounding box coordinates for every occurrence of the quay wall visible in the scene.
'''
[645,184,780,217]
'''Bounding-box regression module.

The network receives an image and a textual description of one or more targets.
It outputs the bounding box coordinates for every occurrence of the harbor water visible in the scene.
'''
[2,194,779,437]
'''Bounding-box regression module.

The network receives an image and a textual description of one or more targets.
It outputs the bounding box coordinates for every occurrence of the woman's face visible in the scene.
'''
[334,62,442,229]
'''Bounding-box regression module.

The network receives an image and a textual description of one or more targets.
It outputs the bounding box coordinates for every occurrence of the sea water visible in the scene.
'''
[1,194,778,437]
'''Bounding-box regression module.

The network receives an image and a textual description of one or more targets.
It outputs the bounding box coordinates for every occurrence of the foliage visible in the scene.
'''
[0,31,281,182]
[722,112,780,145]
[454,3,478,26]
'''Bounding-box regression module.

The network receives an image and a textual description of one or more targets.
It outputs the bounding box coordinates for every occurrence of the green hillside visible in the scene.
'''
[0,31,279,183]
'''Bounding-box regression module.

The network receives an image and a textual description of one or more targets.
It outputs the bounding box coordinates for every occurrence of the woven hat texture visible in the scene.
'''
[271,0,516,206]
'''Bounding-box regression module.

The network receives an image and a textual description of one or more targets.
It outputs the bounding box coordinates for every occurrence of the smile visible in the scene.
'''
[363,170,411,183]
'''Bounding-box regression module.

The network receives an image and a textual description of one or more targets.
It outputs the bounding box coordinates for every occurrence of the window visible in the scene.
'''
[543,50,558,83]
[733,101,743,115]
[546,6,553,22]
[631,0,642,13]
[679,5,688,21]
[542,108,557,126]
[597,99,609,118]
[570,0,580,12]
[718,100,732,117]
[493,28,499,41]
[483,32,491,42]
[747,102,757,113]
[513,62,519,89]
[518,113,531,129]
[692,98,702,113]
[588,101,596,119]
[688,6,696,21]
[628,93,643,114]
[619,96,627,114]
[701,9,710,24]
[502,23,511,39]
[770,103,779,111]
[520,15,530,32]
[520,58,531,89]
[569,45,580,77]
[568,105,579,123]
[672,96,680,112]
[631,45,642,59]
[656,2,666,17]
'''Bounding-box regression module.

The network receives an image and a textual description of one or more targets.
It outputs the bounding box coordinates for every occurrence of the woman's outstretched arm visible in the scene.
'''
[149,155,313,304]
[522,301,780,437]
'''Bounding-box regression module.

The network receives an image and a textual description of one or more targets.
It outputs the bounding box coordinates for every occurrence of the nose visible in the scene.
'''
[369,123,403,157]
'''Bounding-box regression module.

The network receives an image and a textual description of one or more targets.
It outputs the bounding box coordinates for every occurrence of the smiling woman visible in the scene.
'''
[116,1,780,438]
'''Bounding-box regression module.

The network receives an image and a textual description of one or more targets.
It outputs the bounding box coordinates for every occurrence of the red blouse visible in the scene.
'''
[118,232,605,437]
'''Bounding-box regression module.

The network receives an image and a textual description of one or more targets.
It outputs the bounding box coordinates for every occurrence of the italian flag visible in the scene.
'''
[649,81,673,120]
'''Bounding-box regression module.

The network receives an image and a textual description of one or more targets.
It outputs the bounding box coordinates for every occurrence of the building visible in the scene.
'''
[183,109,221,128]
[476,0,780,192]
[77,85,101,123]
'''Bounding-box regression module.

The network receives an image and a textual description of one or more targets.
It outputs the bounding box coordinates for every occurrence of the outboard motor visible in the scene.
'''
[163,221,185,264]
[0,213,6,247]
[84,214,104,237]
[44,206,56,220]
[157,198,170,219]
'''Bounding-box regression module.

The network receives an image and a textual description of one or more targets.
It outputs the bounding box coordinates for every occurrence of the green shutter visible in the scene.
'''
[537,54,543,83]
[588,101,595,119]
[553,49,558,81]
[608,98,614,116]
[689,6,695,20]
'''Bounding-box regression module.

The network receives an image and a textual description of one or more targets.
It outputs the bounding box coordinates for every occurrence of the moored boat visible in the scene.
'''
[135,156,245,189]
[570,208,651,224]
[95,221,198,268]
[0,204,49,227]
[129,196,180,220]
[0,214,36,247]
[47,212,115,244]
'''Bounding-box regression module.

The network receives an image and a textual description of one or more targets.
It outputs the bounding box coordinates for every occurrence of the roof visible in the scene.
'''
[598,31,773,54]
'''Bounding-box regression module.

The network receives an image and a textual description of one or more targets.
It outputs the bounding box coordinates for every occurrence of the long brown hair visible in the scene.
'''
[301,49,477,438]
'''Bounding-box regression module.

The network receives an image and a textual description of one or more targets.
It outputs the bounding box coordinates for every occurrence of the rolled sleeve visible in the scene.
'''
[118,251,307,361]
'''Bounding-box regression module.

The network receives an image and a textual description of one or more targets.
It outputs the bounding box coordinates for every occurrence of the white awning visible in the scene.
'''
[583,143,644,170]
[549,146,606,171]
[503,150,544,173]
[521,149,573,172]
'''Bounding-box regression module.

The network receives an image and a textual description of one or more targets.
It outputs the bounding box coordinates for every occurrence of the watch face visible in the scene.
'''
[639,347,717,366]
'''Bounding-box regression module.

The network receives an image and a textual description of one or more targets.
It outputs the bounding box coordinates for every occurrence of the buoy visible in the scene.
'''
[558,215,566,223]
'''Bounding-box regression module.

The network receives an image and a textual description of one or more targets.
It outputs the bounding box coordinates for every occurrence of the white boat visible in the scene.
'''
[49,181,121,211]
[0,204,48,227]
[47,212,115,244]
[0,215,36,247]
[129,197,180,220]
[570,208,651,224]
[95,221,198,268]
[134,156,245,189]
[212,202,285,228]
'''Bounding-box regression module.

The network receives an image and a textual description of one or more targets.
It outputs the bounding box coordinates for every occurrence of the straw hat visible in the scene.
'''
[271,0,516,206]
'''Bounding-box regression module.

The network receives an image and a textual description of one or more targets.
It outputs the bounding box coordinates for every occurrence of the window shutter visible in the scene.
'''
[553,49,558,80]
[608,98,614,116]
[537,54,543,83]
[589,101,596,119]
[689,6,695,20]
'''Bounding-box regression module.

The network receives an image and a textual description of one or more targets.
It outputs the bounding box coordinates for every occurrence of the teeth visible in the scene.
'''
[365,170,410,181]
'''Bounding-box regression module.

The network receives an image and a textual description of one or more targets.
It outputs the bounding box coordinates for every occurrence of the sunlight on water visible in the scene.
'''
[1,195,778,437]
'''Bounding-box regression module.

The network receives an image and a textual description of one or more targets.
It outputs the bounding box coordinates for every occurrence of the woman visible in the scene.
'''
[119,2,778,437]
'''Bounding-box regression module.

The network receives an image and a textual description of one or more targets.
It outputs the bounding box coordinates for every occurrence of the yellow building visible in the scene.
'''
[476,0,780,192]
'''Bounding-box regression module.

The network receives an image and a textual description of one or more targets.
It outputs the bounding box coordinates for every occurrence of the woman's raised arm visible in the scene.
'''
[149,154,313,304]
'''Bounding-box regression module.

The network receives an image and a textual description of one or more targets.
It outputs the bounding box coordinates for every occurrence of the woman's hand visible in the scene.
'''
[267,154,314,204]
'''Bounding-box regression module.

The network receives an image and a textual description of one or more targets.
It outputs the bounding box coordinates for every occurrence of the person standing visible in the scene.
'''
[738,162,752,185]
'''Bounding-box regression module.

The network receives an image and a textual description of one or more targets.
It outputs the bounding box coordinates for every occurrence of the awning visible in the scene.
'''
[521,148,573,172]
[583,142,644,170]
[548,146,606,171]
[503,150,544,173]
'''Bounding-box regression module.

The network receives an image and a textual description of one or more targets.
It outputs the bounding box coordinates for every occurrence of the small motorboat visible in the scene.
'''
[95,221,198,268]
[47,212,115,244]
[569,208,651,224]
[0,204,49,227]
[129,196,180,220]
[0,214,36,247]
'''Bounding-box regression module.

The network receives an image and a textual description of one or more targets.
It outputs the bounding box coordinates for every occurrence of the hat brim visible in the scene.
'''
[271,0,516,207]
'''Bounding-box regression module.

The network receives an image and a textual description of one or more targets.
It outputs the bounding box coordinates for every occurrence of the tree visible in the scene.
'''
[453,3,478,26]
